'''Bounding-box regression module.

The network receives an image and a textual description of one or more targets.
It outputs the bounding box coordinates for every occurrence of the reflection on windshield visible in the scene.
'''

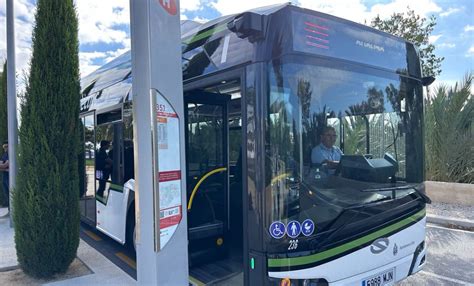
[266,60,424,231]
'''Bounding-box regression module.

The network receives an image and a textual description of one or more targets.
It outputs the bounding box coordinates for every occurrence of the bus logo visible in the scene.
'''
[370,238,389,254]
[157,0,177,15]
[393,243,399,256]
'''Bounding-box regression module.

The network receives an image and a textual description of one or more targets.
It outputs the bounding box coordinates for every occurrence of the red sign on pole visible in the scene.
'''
[158,0,177,15]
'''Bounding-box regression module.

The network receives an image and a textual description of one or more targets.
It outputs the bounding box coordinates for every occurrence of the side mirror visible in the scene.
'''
[421,76,435,86]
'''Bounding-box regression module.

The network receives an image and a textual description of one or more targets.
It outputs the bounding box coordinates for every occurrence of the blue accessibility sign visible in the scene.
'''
[269,221,286,239]
[287,221,301,238]
[301,219,315,236]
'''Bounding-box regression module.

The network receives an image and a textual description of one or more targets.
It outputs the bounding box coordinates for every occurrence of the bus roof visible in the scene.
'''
[80,3,419,113]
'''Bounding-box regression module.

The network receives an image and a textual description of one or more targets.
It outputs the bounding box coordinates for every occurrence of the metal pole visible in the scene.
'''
[130,0,188,284]
[130,0,156,283]
[6,0,18,228]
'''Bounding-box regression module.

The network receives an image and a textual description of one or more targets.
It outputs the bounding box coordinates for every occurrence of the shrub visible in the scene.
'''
[425,73,473,183]
[13,0,81,278]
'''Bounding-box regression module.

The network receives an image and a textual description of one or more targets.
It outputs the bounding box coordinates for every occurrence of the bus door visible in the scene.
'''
[185,91,230,265]
[80,113,97,224]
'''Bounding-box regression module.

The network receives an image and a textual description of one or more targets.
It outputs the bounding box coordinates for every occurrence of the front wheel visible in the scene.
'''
[126,206,136,253]
[132,224,136,252]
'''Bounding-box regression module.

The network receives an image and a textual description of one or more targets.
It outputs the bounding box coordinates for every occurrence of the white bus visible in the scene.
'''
[79,4,432,285]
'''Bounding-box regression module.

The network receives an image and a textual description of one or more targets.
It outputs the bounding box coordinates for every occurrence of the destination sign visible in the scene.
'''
[292,11,409,73]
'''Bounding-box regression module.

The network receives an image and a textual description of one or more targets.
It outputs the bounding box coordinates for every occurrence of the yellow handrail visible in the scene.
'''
[271,172,291,185]
[187,167,227,211]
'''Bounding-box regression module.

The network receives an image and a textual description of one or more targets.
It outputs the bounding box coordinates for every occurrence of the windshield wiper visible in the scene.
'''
[312,196,392,248]
[361,184,431,204]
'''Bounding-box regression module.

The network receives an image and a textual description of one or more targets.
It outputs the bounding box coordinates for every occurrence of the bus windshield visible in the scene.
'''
[265,56,424,244]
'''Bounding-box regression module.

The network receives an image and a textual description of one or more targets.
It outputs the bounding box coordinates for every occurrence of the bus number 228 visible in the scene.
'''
[288,239,298,250]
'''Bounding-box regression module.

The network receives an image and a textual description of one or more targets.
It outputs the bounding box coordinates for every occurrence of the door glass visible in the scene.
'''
[186,102,226,227]
[186,82,244,285]
[80,114,96,222]
[95,121,123,200]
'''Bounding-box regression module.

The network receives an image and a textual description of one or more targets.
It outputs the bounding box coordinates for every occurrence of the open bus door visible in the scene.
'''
[79,113,97,224]
[185,91,230,263]
[185,89,245,284]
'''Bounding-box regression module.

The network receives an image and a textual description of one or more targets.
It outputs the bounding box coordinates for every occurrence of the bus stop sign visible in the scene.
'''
[152,89,183,250]
[158,0,177,15]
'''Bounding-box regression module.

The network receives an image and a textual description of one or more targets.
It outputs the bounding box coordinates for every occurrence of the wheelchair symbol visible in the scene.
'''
[269,221,286,239]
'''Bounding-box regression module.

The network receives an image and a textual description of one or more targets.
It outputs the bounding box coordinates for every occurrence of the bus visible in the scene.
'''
[79,3,432,285]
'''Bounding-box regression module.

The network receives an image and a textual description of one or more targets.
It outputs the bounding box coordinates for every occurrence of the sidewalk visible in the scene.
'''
[426,202,474,230]
[1,201,472,286]
[0,207,135,286]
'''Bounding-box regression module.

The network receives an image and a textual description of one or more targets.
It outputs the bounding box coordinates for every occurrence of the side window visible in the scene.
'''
[84,115,95,198]
[123,103,134,183]
[95,110,123,198]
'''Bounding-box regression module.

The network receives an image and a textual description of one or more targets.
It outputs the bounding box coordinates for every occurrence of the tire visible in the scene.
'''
[132,224,136,253]
[126,205,136,254]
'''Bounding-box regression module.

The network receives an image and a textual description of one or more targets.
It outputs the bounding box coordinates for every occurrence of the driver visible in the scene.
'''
[311,126,343,174]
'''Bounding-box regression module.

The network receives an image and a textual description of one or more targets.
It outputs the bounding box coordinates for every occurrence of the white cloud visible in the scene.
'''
[79,51,108,64]
[435,78,474,95]
[79,46,131,77]
[298,0,369,23]
[74,0,132,77]
[211,0,289,16]
[192,16,209,23]
[0,0,35,85]
[437,42,455,49]
[76,0,130,45]
[439,7,460,17]
[181,0,203,12]
[79,51,107,76]
[370,0,441,19]
[297,0,441,25]
[466,46,474,57]
[464,25,474,32]
[429,34,442,44]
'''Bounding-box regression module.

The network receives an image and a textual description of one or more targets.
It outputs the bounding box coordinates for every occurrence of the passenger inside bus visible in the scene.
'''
[96,140,112,197]
[123,139,134,183]
[311,126,343,175]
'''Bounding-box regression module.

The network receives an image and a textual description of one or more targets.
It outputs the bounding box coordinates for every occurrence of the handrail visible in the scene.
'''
[271,172,291,185]
[187,167,227,211]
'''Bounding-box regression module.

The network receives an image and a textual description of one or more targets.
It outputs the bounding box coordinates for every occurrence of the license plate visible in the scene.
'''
[361,268,395,286]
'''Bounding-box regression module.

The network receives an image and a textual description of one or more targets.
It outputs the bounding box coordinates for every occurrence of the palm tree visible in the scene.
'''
[425,73,473,183]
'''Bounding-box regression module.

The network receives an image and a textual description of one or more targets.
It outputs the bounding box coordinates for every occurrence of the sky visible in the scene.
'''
[0,0,473,89]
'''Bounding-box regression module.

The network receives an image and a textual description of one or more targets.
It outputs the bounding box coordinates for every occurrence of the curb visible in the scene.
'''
[427,214,474,230]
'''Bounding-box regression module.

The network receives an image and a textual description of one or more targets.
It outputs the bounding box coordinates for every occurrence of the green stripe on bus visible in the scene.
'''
[268,208,426,268]
[109,183,124,192]
[96,195,107,205]
[182,24,229,45]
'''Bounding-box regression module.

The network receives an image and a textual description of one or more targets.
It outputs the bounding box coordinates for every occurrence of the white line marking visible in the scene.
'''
[420,271,474,285]
[427,224,474,234]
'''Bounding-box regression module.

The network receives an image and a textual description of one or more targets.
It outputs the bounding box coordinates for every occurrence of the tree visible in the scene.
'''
[0,61,7,207]
[371,8,444,77]
[13,0,81,278]
[425,73,473,183]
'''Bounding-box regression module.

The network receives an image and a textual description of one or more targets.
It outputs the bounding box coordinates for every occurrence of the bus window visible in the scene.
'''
[123,104,134,183]
[266,59,422,243]
[95,117,123,199]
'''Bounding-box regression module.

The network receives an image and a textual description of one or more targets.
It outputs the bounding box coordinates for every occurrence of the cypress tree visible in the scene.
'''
[0,62,7,206]
[13,0,81,278]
